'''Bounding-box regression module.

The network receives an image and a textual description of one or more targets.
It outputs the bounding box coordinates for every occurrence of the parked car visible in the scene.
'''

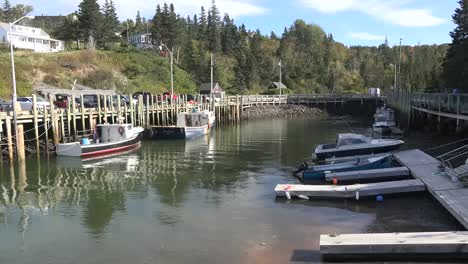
[0,99,12,111]
[162,92,178,102]
[17,96,51,111]
[53,94,82,108]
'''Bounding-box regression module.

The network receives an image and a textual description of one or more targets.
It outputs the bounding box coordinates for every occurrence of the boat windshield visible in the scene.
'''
[336,134,369,148]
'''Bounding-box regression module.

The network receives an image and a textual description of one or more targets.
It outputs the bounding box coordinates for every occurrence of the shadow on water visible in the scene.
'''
[0,118,464,264]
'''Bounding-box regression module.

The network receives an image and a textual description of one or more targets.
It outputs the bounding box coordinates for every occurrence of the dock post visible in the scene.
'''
[49,94,60,145]
[5,116,13,161]
[97,93,102,124]
[67,97,71,142]
[17,124,25,162]
[88,108,93,136]
[103,95,108,124]
[110,95,115,124]
[43,106,49,155]
[138,95,143,127]
[60,113,65,143]
[117,94,122,124]
[146,95,150,128]
[72,95,77,140]
[129,94,134,126]
[80,95,85,136]
[155,95,160,126]
[32,95,40,155]
[124,104,128,124]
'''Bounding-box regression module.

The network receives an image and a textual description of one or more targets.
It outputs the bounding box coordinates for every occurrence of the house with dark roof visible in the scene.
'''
[199,82,223,95]
[267,82,287,90]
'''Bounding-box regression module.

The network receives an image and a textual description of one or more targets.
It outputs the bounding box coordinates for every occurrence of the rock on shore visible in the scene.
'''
[242,104,327,120]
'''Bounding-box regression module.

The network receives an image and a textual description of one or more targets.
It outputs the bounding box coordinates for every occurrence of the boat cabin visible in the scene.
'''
[177,112,211,128]
[375,107,395,123]
[96,124,135,143]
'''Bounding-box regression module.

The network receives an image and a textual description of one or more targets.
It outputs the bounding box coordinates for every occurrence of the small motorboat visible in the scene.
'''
[373,106,397,134]
[314,133,404,160]
[146,110,215,139]
[56,124,144,157]
[301,154,393,181]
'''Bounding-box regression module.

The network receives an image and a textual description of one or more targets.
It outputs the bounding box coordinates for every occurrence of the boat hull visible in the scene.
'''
[146,122,214,140]
[302,155,393,181]
[56,133,143,157]
[315,144,401,161]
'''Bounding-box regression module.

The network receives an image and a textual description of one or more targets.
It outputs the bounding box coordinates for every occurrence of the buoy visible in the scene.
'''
[376,195,384,202]
[355,191,360,201]
[332,178,338,185]
[285,191,292,200]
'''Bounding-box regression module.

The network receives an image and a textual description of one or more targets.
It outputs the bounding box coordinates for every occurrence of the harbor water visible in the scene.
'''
[0,118,462,263]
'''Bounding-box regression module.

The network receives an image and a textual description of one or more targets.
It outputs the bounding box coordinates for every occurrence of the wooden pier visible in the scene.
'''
[394,149,468,229]
[0,93,382,160]
[320,231,468,260]
[275,180,425,199]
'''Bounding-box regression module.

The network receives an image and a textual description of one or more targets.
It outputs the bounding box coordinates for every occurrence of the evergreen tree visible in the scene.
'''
[198,6,207,40]
[2,0,11,22]
[100,0,119,46]
[207,0,221,52]
[151,4,162,43]
[77,0,102,48]
[135,11,144,33]
[221,14,236,54]
[443,0,468,90]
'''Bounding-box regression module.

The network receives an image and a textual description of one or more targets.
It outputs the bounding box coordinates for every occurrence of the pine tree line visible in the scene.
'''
[9,0,457,94]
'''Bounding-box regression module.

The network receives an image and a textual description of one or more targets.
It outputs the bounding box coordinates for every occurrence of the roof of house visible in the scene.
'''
[199,83,221,92]
[0,22,63,42]
[268,82,287,88]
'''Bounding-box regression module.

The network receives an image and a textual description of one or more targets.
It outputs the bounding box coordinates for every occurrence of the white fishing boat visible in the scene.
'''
[56,124,144,157]
[145,110,215,139]
[373,106,397,134]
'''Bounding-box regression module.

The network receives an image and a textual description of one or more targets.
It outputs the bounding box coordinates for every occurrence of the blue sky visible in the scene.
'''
[20,0,458,46]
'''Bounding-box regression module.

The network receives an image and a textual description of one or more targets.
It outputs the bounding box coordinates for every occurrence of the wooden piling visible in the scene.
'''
[72,95,77,139]
[43,105,49,155]
[17,124,25,162]
[32,95,40,155]
[5,116,13,161]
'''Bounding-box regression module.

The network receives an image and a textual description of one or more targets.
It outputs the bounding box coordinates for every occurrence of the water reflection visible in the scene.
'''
[0,119,462,264]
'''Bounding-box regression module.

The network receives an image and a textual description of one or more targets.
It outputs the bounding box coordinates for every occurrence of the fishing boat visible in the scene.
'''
[373,106,397,134]
[300,154,393,181]
[145,110,215,139]
[314,133,404,160]
[56,124,144,157]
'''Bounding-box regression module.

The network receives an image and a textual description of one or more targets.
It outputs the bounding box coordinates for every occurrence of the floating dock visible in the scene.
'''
[275,179,425,199]
[324,167,410,182]
[320,231,468,261]
[394,150,468,229]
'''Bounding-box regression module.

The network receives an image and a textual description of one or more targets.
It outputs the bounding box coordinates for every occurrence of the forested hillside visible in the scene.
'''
[0,0,452,96]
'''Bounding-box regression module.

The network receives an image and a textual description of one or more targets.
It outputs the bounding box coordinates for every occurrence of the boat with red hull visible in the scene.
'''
[56,124,144,157]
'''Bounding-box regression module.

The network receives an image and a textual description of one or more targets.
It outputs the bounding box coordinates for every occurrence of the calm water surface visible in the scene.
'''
[0,118,462,264]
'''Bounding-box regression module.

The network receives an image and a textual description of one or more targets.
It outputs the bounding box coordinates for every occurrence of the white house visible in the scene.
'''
[128,33,154,49]
[0,22,64,53]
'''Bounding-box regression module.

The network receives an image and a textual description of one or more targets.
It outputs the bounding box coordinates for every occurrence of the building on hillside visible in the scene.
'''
[128,33,154,49]
[0,22,64,53]
[199,82,223,95]
[199,82,225,101]
[267,82,287,90]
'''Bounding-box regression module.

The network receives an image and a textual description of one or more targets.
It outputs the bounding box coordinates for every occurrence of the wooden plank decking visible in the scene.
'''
[394,149,468,229]
[320,231,468,260]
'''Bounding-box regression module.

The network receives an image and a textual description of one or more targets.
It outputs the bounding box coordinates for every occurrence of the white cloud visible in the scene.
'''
[350,32,385,41]
[26,0,268,20]
[299,0,444,27]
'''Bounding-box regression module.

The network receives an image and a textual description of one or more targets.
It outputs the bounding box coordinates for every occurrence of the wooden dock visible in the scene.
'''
[324,167,410,182]
[394,150,468,229]
[275,180,425,199]
[320,231,468,260]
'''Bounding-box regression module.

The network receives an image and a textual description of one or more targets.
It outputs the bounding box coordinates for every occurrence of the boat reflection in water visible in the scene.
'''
[55,145,141,171]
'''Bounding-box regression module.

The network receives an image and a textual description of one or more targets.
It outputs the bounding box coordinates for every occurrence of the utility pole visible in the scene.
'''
[126,20,129,42]
[211,52,214,93]
[279,60,282,96]
[398,38,403,92]
[9,15,34,160]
